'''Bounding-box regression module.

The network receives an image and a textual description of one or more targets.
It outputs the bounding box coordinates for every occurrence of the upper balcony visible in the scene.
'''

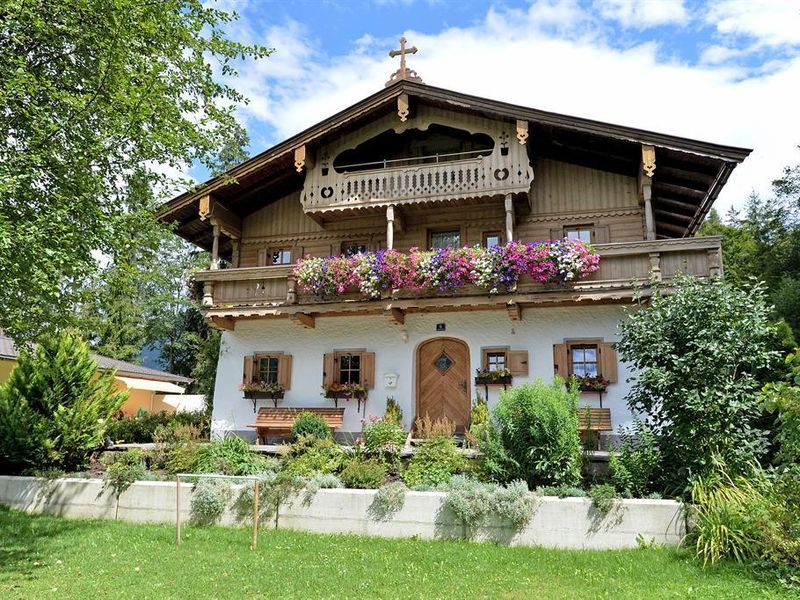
[195,236,724,328]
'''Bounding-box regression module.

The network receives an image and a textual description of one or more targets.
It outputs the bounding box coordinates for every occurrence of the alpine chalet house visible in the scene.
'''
[158,40,750,444]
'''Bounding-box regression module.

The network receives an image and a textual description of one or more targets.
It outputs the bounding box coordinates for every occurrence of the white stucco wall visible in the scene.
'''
[212,305,635,437]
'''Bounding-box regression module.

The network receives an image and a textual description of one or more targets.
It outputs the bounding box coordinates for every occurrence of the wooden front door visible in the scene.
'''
[416,337,471,432]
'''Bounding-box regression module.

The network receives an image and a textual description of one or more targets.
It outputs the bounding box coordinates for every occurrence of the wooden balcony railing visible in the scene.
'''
[195,237,723,313]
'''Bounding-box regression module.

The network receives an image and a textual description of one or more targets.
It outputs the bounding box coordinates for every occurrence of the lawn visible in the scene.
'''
[0,507,792,599]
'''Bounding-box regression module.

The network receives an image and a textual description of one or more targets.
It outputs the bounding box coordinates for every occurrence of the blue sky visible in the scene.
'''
[192,0,800,214]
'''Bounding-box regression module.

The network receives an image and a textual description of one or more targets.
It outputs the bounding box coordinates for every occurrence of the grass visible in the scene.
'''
[0,506,793,599]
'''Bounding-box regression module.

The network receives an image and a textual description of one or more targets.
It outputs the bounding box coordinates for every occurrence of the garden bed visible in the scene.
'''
[0,475,684,549]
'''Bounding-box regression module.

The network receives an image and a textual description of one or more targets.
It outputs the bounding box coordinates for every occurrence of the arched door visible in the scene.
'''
[416,337,471,432]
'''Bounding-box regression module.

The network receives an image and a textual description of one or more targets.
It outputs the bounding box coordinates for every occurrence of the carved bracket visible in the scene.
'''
[198,195,211,221]
[516,119,529,145]
[294,145,313,172]
[291,312,315,329]
[397,93,410,122]
[641,144,656,178]
[506,301,521,321]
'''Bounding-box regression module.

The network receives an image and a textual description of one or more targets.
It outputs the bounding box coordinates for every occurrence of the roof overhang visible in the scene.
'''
[158,81,751,248]
[116,376,185,394]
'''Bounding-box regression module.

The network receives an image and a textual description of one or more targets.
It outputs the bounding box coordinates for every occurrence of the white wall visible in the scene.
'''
[212,305,635,437]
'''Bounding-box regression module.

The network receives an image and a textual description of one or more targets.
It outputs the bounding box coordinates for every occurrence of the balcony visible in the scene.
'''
[195,237,723,323]
[300,146,533,215]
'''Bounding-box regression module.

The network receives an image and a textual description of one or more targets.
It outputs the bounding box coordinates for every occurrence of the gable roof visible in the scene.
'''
[0,333,192,384]
[158,80,751,245]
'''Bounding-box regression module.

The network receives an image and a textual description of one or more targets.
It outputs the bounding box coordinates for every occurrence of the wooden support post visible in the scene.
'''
[287,277,298,304]
[202,282,214,307]
[231,240,240,268]
[251,479,259,551]
[504,194,514,242]
[640,145,657,241]
[386,205,396,250]
[291,313,315,329]
[708,248,723,277]
[175,475,181,547]
[649,252,662,281]
[211,223,220,269]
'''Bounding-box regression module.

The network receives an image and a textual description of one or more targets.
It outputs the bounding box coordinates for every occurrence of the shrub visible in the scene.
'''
[402,437,464,488]
[610,420,661,498]
[281,436,343,476]
[195,436,273,476]
[414,414,455,440]
[0,331,126,473]
[370,481,408,521]
[384,397,403,426]
[588,483,620,516]
[761,349,800,466]
[489,379,581,488]
[340,458,387,489]
[444,476,537,531]
[290,412,332,442]
[536,485,586,498]
[362,415,406,451]
[191,478,233,525]
[105,409,209,444]
[617,277,778,493]
[103,449,148,496]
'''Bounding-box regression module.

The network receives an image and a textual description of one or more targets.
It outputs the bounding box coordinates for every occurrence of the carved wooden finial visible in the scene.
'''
[642,144,656,178]
[385,37,423,87]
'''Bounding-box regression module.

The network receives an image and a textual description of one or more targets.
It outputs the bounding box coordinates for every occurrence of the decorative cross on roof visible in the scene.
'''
[385,37,423,87]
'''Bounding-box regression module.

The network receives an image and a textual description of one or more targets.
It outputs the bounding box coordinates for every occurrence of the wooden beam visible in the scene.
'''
[652,195,699,214]
[506,301,521,321]
[385,307,405,325]
[656,220,688,235]
[654,209,692,223]
[209,201,242,240]
[291,313,315,329]
[210,316,235,331]
[652,180,706,200]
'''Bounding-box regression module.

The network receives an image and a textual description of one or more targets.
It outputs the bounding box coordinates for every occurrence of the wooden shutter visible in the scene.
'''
[361,352,376,388]
[278,354,293,390]
[599,342,618,383]
[549,227,563,240]
[323,352,336,387]
[507,350,529,376]
[552,343,569,379]
[243,355,254,384]
[257,248,268,267]
[593,225,610,244]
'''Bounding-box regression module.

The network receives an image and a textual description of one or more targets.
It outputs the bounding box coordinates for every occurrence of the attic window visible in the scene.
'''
[333,124,494,174]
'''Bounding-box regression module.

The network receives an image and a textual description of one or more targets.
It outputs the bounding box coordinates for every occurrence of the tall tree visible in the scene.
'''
[0,0,270,343]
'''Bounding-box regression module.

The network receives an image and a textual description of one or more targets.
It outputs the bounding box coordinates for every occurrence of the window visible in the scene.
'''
[482,231,503,248]
[270,249,292,265]
[486,351,507,372]
[338,352,361,384]
[257,356,279,384]
[429,230,461,250]
[565,228,592,243]
[570,344,598,377]
[342,242,368,257]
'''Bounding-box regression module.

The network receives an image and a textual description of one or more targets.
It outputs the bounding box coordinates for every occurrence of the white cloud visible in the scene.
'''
[598,0,688,28]
[227,1,800,213]
[706,0,800,47]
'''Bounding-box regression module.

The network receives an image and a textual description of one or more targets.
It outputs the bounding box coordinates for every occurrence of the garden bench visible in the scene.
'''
[248,407,345,444]
[578,407,612,435]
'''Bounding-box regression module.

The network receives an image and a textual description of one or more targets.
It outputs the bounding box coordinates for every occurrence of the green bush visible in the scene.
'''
[195,436,273,476]
[362,415,406,451]
[536,485,586,498]
[610,420,661,498]
[290,412,332,442]
[340,458,387,489]
[384,397,403,426]
[487,379,581,488]
[444,476,537,531]
[402,437,464,488]
[103,449,149,496]
[0,331,126,473]
[370,481,407,520]
[281,436,343,476]
[761,349,800,466]
[617,277,778,493]
[191,478,232,525]
[106,410,209,444]
[588,483,620,516]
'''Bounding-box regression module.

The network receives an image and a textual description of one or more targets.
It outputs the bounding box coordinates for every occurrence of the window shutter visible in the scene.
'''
[243,355,254,384]
[278,354,293,390]
[257,248,268,267]
[361,352,376,388]
[593,225,610,243]
[507,350,529,376]
[599,342,618,383]
[552,343,569,379]
[323,352,336,387]
[549,227,563,240]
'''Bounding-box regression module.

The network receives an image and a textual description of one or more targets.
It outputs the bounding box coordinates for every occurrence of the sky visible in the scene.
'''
[198,0,800,215]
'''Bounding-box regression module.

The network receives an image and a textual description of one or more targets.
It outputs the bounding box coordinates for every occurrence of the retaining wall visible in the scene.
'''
[0,476,685,549]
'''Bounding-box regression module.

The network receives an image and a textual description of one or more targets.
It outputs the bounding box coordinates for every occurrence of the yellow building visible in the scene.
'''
[0,334,196,416]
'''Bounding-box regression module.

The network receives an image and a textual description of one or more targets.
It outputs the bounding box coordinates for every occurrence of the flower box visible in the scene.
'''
[475,375,513,385]
[243,389,285,400]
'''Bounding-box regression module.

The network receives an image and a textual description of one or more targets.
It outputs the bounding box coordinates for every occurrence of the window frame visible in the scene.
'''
[566,340,600,378]
[428,228,462,251]
[335,350,363,385]
[268,248,293,266]
[564,226,593,244]
[255,354,280,384]
[340,241,370,257]
[481,347,509,372]
[482,231,504,248]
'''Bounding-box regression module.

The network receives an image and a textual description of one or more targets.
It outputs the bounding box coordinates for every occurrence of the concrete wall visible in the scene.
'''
[213,305,635,439]
[0,476,684,550]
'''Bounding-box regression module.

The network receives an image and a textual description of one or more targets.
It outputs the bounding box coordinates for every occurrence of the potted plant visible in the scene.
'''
[575,375,610,393]
[240,381,285,410]
[322,382,368,412]
[474,367,513,385]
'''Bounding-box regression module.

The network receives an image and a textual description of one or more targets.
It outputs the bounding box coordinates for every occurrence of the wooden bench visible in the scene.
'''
[578,407,612,434]
[248,407,345,444]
